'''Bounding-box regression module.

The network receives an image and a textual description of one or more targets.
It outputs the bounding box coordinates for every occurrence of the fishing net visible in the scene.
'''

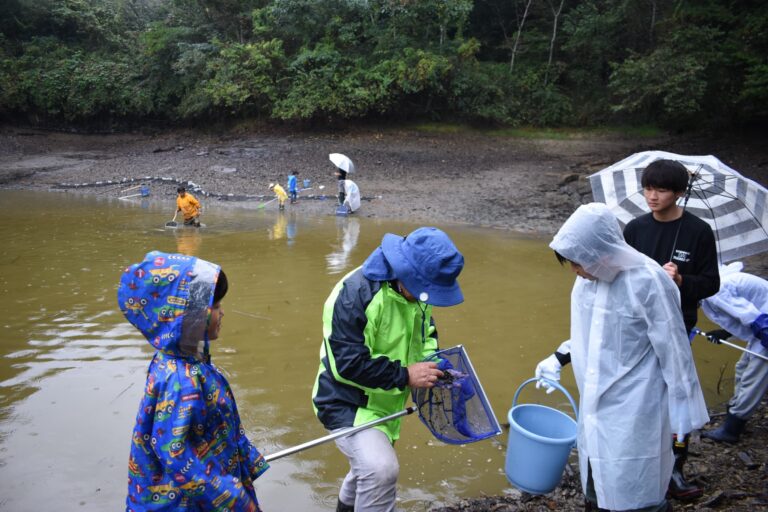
[412,345,502,445]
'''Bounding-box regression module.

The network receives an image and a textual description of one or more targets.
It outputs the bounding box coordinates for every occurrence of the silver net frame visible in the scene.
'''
[412,344,502,445]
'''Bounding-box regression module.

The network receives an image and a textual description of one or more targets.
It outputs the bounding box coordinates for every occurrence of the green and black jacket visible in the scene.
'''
[312,267,438,442]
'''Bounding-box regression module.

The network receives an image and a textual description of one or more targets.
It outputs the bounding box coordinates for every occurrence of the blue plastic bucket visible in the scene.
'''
[303,179,311,189]
[505,378,578,495]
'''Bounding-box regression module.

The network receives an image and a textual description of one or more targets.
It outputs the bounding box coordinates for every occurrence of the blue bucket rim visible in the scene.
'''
[508,403,577,445]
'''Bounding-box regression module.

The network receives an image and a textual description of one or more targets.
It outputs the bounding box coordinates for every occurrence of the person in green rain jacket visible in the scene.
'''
[118,251,268,511]
[312,227,465,512]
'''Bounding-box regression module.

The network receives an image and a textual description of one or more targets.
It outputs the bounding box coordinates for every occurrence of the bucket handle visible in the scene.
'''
[512,378,578,421]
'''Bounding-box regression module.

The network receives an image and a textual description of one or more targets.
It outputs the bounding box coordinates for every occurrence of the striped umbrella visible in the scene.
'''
[589,150,768,263]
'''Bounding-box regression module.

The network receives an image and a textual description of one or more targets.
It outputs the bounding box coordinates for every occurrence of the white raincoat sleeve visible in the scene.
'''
[343,180,361,212]
[555,339,571,355]
[644,268,710,439]
[701,272,768,355]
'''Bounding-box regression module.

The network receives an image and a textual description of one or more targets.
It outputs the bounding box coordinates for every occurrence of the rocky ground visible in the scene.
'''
[1,123,767,510]
[432,403,768,511]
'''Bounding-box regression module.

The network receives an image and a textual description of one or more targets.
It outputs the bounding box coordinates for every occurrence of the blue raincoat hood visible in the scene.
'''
[117,251,220,360]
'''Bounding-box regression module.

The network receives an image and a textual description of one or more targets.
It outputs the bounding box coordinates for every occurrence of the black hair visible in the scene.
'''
[554,251,568,266]
[213,269,228,304]
[177,186,186,193]
[337,169,347,180]
[641,160,689,193]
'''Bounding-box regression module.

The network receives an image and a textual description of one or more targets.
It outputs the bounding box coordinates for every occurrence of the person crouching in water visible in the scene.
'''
[176,186,202,227]
[534,203,708,512]
[269,182,288,211]
[118,251,268,511]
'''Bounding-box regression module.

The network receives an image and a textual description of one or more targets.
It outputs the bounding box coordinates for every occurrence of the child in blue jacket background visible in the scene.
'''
[118,251,268,511]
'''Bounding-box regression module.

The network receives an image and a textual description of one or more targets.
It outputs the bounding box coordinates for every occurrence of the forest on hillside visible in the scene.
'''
[1,0,766,130]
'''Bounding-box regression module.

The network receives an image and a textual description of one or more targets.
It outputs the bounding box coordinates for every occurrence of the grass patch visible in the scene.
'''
[410,122,664,139]
[411,122,469,134]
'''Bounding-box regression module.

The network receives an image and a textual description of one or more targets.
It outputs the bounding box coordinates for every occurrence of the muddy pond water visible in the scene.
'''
[0,190,737,511]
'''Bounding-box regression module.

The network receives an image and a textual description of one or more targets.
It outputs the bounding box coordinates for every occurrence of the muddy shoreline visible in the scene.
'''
[1,124,768,511]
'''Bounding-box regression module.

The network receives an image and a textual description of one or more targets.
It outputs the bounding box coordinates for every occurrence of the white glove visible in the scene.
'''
[535,354,562,394]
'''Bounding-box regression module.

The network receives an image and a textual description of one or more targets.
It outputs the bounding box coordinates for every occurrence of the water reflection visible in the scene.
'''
[174,227,203,255]
[326,217,361,273]
[268,211,288,241]
[0,191,741,512]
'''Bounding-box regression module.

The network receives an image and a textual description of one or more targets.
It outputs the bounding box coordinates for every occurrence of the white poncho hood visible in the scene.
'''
[550,202,647,282]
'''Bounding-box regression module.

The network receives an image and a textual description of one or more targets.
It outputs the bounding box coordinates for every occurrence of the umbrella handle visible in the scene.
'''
[668,165,703,263]
[264,407,416,463]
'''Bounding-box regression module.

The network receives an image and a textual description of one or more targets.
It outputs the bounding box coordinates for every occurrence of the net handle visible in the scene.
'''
[512,377,578,420]
[264,406,416,462]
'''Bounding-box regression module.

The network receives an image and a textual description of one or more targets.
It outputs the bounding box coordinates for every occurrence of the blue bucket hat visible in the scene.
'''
[363,227,464,307]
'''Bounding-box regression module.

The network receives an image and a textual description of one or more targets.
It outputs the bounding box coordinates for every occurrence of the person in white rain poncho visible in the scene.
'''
[341,179,361,213]
[699,262,768,443]
[535,203,708,511]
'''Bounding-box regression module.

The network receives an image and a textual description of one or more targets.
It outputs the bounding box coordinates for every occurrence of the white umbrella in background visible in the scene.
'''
[589,150,768,263]
[329,153,356,174]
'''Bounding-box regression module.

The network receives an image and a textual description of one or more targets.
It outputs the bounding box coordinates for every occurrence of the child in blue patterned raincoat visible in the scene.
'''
[118,251,268,511]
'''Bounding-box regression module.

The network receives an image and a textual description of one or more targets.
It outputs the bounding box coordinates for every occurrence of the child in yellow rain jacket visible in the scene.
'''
[269,183,288,210]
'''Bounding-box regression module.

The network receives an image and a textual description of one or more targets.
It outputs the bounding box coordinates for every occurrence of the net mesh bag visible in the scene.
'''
[412,345,502,445]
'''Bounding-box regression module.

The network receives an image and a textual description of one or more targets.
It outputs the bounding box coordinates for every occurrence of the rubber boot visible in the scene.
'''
[668,434,703,501]
[701,413,746,444]
[584,499,608,512]
[336,498,354,512]
[338,192,346,206]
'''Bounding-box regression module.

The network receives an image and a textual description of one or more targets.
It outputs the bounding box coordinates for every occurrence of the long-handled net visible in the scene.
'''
[266,344,501,462]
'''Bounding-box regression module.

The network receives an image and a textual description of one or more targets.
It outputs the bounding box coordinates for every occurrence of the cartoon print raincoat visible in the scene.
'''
[118,251,268,511]
[550,204,708,510]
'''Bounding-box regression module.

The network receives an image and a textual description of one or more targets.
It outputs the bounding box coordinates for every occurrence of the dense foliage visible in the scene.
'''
[1,0,765,128]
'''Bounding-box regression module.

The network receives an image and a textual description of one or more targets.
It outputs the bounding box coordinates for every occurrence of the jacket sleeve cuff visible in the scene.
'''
[396,366,410,389]
[554,351,571,366]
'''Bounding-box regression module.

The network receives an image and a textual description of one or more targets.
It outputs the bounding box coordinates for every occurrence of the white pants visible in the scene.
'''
[333,427,399,512]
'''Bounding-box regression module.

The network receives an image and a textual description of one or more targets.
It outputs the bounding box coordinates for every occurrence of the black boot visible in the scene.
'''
[584,499,609,511]
[336,498,354,512]
[701,413,746,444]
[668,434,703,501]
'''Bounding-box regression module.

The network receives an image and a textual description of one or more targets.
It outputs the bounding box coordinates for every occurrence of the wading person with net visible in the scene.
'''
[535,203,708,512]
[176,185,202,227]
[312,227,464,512]
[622,159,719,500]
